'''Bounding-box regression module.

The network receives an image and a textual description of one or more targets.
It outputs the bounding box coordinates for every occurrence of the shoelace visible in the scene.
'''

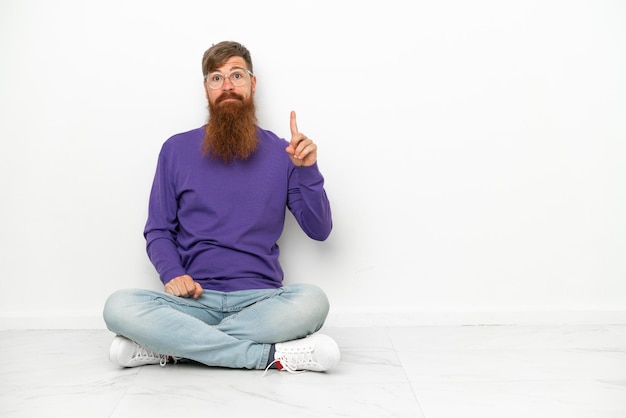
[263,358,302,376]
[132,345,170,367]
[262,351,323,376]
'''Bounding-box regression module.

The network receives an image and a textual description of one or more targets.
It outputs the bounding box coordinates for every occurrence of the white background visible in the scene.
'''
[1,0,624,328]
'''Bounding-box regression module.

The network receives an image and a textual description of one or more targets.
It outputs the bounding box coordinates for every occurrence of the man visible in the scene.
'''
[103,41,340,373]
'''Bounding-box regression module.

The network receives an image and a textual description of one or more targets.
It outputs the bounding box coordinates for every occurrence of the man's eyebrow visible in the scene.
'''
[210,66,246,74]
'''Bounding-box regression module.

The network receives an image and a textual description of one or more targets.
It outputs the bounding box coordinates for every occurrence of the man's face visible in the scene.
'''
[202,55,258,162]
[204,56,256,106]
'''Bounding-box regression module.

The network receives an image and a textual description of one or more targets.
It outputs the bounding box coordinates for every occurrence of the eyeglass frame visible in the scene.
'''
[204,68,254,89]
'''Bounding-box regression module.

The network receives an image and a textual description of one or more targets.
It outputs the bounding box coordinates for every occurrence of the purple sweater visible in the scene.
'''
[143,126,332,292]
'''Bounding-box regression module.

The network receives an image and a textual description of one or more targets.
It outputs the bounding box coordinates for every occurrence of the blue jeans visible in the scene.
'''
[102,283,329,369]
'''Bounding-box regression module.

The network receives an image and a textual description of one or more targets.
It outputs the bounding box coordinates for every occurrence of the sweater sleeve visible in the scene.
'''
[287,162,333,241]
[143,148,187,284]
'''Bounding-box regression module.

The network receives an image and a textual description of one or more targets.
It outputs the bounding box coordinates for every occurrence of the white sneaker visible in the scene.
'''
[267,333,340,374]
[109,336,174,368]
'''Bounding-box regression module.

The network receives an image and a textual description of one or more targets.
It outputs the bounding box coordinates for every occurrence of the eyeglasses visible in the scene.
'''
[204,69,253,89]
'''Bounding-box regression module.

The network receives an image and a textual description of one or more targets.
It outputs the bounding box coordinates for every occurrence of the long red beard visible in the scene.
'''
[203,93,258,162]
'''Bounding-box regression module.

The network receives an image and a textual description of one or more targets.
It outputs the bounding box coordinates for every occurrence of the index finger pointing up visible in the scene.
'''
[290,110,299,137]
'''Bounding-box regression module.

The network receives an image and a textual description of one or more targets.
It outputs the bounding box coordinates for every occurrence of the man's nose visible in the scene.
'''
[222,77,235,90]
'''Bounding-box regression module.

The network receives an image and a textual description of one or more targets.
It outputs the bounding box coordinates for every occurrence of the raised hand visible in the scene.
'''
[285,111,317,167]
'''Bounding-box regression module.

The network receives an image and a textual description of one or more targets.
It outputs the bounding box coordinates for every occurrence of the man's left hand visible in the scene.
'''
[285,110,317,167]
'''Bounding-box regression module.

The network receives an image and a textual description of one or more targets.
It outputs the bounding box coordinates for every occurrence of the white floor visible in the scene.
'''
[1,325,625,418]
